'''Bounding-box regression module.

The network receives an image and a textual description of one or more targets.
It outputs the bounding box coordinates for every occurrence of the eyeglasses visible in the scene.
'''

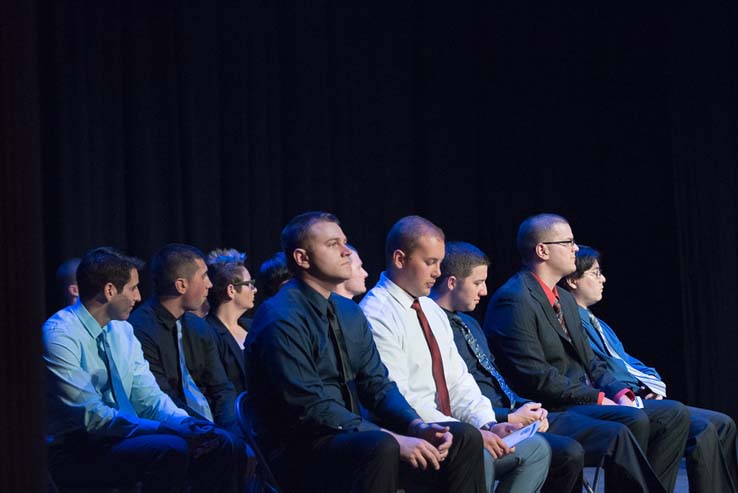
[232,279,257,289]
[540,239,577,248]
[586,269,605,280]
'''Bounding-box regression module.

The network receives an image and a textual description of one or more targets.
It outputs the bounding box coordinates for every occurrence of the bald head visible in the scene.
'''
[385,215,445,267]
[517,213,569,264]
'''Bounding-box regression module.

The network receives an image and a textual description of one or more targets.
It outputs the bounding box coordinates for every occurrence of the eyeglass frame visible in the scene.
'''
[540,239,577,248]
[585,268,605,280]
[231,279,257,289]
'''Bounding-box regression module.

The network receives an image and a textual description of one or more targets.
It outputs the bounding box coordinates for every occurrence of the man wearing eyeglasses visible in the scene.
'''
[484,213,690,492]
[561,245,738,493]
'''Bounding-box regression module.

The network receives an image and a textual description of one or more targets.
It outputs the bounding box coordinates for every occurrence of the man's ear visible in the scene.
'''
[293,248,310,269]
[534,243,549,261]
[102,282,117,302]
[446,275,458,291]
[391,249,406,270]
[68,284,79,298]
[174,278,188,295]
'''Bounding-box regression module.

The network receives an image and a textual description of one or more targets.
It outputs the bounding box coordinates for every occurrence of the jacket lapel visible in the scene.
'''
[520,272,573,344]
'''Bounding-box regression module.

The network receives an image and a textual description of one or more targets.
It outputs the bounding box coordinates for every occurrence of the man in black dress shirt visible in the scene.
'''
[432,241,675,492]
[129,244,237,432]
[245,211,486,493]
[484,213,690,492]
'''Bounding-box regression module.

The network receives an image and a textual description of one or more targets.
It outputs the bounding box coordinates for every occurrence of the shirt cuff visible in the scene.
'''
[597,392,605,405]
[614,388,636,403]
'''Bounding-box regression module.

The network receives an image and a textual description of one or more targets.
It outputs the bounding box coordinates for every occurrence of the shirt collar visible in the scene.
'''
[150,298,179,331]
[529,271,560,307]
[70,300,106,339]
[377,271,417,309]
[290,277,332,317]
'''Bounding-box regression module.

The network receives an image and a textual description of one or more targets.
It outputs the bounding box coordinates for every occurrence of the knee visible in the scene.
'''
[370,431,401,463]
[552,437,585,471]
[154,435,190,472]
[448,422,484,451]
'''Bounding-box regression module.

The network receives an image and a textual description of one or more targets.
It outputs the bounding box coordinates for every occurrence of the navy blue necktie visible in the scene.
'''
[452,315,516,409]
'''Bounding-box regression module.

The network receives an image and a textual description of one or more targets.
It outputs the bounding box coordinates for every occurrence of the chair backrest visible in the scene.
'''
[235,391,283,493]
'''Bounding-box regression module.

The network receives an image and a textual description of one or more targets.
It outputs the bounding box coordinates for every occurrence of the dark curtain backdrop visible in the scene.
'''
[3,2,738,490]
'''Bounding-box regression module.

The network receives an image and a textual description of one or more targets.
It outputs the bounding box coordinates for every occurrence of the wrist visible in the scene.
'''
[480,421,497,431]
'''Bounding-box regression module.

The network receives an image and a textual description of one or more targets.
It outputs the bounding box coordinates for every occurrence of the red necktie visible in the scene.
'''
[411,299,452,416]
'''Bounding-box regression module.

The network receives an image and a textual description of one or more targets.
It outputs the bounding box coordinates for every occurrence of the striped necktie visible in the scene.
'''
[588,311,667,397]
[453,315,517,409]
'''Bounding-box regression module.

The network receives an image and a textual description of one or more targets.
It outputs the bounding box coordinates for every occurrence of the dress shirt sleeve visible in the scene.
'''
[432,307,496,428]
[364,304,453,424]
[487,292,602,406]
[44,326,170,438]
[257,316,382,435]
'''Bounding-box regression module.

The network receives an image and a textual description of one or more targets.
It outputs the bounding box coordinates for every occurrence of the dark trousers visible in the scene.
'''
[276,422,486,493]
[539,432,584,493]
[685,405,738,493]
[548,410,666,493]
[48,430,238,493]
[566,399,690,492]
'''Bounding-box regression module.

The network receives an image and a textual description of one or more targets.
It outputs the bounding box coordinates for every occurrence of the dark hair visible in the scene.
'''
[55,257,81,290]
[207,256,247,310]
[281,211,340,273]
[150,243,205,296]
[516,213,569,263]
[257,251,291,298]
[77,247,144,301]
[437,241,490,284]
[385,215,445,266]
[558,245,601,290]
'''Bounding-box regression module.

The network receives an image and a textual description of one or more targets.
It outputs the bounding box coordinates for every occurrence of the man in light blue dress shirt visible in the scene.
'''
[44,247,237,492]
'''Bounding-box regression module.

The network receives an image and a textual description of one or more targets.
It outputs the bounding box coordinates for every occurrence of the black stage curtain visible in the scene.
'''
[3,3,737,489]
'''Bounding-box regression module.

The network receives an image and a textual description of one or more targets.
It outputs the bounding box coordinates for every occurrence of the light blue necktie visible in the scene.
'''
[588,310,667,397]
[97,328,136,416]
[176,319,214,421]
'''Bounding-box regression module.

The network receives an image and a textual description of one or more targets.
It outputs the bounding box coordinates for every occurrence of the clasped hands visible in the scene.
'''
[384,419,453,471]
[158,417,222,458]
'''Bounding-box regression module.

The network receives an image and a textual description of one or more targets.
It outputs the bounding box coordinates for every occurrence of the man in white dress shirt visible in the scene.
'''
[360,215,551,493]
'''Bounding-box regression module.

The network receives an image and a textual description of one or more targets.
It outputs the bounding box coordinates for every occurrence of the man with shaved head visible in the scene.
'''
[362,215,551,493]
[484,213,690,492]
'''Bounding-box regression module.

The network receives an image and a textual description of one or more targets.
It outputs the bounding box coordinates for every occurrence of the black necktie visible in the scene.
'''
[453,315,517,409]
[326,301,360,414]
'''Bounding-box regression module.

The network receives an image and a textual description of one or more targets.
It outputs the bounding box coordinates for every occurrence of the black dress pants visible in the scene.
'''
[48,429,238,493]
[685,405,738,493]
[547,410,666,492]
[539,432,584,493]
[278,421,486,493]
[565,400,690,492]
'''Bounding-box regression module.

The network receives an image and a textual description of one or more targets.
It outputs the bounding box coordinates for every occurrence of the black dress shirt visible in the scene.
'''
[445,309,529,423]
[245,278,420,452]
[205,314,249,395]
[129,298,237,430]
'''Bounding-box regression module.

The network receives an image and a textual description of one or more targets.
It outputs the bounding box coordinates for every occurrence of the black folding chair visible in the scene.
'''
[236,391,283,493]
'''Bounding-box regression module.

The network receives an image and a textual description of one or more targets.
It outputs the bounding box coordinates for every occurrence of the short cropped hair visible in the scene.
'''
[385,215,445,266]
[437,241,490,284]
[207,255,247,309]
[281,211,340,273]
[516,213,569,263]
[150,243,205,296]
[559,245,601,290]
[77,247,144,302]
[257,252,291,298]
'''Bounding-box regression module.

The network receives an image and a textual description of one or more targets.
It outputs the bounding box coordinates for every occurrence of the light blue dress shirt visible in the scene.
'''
[43,301,189,441]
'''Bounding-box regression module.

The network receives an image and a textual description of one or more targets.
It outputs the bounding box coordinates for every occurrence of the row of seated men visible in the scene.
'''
[44,212,738,492]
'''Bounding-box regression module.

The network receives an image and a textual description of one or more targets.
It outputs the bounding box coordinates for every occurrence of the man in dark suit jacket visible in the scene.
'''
[484,213,690,492]
[432,241,667,492]
[129,243,237,432]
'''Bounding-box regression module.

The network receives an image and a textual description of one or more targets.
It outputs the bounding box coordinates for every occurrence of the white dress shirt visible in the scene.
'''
[360,272,496,428]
